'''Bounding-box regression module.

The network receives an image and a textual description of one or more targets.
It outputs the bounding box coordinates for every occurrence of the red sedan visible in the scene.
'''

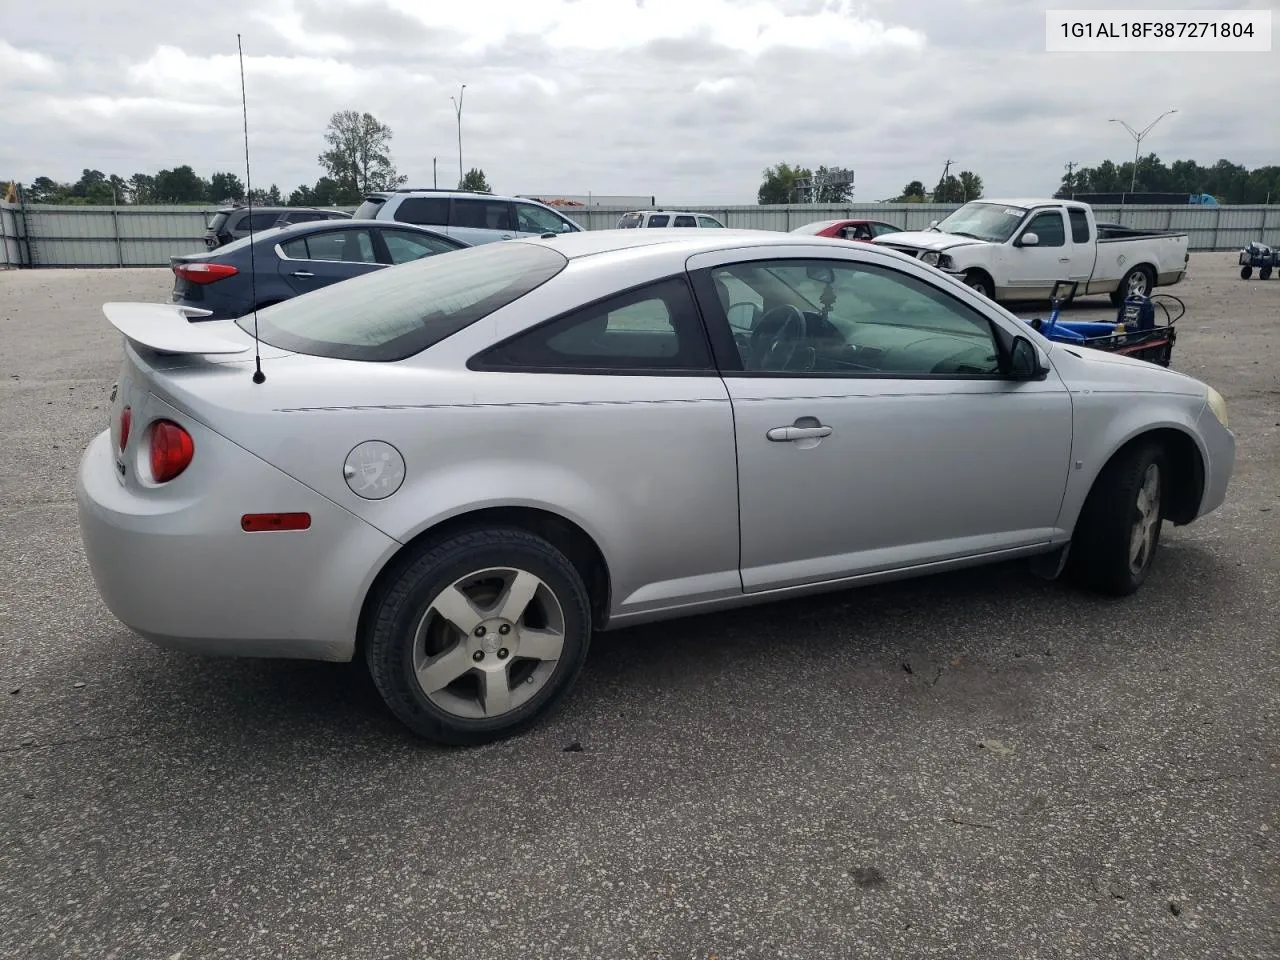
[790,218,904,242]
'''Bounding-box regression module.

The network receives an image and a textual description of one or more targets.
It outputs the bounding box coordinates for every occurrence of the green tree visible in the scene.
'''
[459,167,491,192]
[318,110,406,203]
[808,165,853,203]
[27,176,65,203]
[757,162,811,204]
[129,173,156,205]
[892,180,928,203]
[153,165,209,203]
[958,171,983,201]
[209,172,245,203]
[248,184,282,205]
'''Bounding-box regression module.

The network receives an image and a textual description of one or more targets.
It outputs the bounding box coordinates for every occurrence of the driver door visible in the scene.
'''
[687,247,1074,592]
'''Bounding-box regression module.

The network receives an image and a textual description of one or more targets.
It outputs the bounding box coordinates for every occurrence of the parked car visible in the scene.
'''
[78,229,1234,746]
[171,219,468,320]
[872,198,1190,305]
[353,189,583,245]
[204,205,350,249]
[791,219,904,241]
[617,210,726,229]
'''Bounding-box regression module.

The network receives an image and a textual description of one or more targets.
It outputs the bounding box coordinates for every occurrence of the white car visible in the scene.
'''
[873,198,1190,304]
[617,210,726,229]
[76,229,1235,746]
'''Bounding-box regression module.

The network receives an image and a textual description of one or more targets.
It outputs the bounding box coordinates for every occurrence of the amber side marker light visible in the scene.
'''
[241,513,312,532]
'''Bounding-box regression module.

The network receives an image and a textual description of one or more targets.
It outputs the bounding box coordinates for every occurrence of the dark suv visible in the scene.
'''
[203,206,350,249]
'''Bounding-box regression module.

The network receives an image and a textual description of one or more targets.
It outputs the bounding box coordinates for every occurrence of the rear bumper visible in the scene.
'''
[76,426,399,661]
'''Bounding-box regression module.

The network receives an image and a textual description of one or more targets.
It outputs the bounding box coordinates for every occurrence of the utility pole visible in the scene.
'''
[450,84,467,188]
[936,159,954,201]
[433,157,437,189]
[1109,109,1177,195]
[1065,160,1077,197]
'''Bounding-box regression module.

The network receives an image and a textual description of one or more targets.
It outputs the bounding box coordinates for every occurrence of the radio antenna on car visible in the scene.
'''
[237,33,266,384]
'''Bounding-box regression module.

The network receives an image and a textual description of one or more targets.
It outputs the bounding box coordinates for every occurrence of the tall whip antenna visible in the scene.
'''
[237,33,265,384]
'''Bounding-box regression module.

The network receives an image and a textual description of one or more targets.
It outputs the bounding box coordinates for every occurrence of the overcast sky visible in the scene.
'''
[3,0,1277,204]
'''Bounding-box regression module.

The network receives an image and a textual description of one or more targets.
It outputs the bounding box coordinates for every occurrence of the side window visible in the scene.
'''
[476,277,712,372]
[297,229,378,263]
[705,259,1000,377]
[516,202,574,234]
[1024,211,1066,247]
[243,211,281,231]
[696,216,724,228]
[646,215,670,227]
[451,199,514,231]
[673,215,697,227]
[279,236,309,259]
[393,197,450,226]
[871,223,901,237]
[380,229,457,264]
[1068,209,1091,243]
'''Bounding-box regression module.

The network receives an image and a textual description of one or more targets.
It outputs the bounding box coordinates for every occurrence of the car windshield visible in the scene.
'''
[790,221,839,235]
[353,197,387,219]
[235,241,568,362]
[931,202,1029,242]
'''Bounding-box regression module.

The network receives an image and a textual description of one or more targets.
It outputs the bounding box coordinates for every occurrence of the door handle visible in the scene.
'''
[292,270,315,278]
[767,424,833,442]
[1058,258,1070,263]
[500,234,514,240]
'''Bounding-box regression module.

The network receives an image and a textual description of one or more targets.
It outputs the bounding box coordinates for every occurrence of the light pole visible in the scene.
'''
[1109,109,1177,195]
[450,84,466,188]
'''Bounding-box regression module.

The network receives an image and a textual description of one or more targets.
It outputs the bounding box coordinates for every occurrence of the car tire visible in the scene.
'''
[1261,266,1273,281]
[964,271,994,299]
[1241,266,1253,280]
[364,527,593,746]
[1066,441,1167,596]
[1110,265,1154,305]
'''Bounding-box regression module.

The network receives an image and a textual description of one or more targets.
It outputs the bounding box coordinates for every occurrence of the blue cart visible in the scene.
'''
[1025,280,1180,368]
[1239,242,1276,280]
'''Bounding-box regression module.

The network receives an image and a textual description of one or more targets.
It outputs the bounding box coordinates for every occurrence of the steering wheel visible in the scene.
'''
[748,304,808,371]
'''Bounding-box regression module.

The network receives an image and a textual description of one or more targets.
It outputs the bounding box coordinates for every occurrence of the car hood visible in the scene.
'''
[872,231,989,252]
[1048,339,1206,397]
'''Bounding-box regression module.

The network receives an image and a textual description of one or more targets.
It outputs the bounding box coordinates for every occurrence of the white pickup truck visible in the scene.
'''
[871,198,1190,305]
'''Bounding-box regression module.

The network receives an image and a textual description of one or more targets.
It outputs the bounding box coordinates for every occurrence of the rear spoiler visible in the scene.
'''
[103,302,251,356]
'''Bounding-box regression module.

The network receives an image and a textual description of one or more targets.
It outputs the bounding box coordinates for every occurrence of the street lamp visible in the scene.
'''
[1109,109,1177,195]
[450,84,466,188]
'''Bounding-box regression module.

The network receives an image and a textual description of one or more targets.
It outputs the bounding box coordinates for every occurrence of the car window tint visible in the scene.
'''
[707,259,1000,377]
[393,197,449,226]
[244,211,281,231]
[477,276,712,372]
[238,242,568,362]
[303,229,377,263]
[1068,209,1091,243]
[646,215,670,227]
[516,202,572,234]
[1026,211,1066,247]
[280,236,310,259]
[451,199,514,231]
[673,215,697,227]
[381,229,457,264]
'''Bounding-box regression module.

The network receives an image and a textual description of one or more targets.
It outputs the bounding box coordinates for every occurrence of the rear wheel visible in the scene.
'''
[1066,442,1167,596]
[1241,266,1254,280]
[365,528,593,745]
[1261,266,1273,281]
[1110,265,1154,305]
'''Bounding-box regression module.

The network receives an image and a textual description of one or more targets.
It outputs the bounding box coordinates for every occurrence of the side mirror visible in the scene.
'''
[928,220,939,229]
[1018,232,1040,247]
[1009,336,1047,379]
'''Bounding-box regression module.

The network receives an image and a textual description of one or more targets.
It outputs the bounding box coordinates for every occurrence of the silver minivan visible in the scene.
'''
[354,190,583,245]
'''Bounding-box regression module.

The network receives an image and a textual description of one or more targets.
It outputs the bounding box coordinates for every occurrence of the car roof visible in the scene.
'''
[515,227,875,262]
[255,218,457,240]
[971,198,1079,209]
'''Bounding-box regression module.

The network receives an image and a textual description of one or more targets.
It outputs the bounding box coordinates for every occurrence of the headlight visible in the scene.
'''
[1206,386,1229,428]
[921,251,940,266]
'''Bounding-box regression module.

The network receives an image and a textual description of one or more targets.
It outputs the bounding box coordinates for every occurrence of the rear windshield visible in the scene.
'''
[236,241,568,362]
[353,197,387,219]
[207,212,229,232]
[617,213,643,228]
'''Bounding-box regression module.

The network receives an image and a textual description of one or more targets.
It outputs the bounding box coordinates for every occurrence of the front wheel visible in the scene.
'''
[1066,442,1167,596]
[1261,266,1273,281]
[963,271,994,299]
[364,528,593,745]
[1241,265,1254,280]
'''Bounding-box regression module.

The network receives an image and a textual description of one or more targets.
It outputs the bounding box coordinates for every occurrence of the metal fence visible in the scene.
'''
[2,201,1278,268]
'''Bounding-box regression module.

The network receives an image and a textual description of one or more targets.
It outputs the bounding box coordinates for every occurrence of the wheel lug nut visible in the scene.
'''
[472,651,484,662]
[499,624,511,635]
[497,648,509,659]
[475,626,486,637]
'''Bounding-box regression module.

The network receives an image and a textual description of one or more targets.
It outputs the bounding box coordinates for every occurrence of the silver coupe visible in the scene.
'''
[76,229,1235,745]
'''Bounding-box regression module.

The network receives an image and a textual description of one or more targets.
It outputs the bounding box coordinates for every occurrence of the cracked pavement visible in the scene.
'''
[1,256,1278,959]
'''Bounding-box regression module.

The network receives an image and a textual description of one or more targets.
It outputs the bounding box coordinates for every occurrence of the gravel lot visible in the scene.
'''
[1,254,1277,959]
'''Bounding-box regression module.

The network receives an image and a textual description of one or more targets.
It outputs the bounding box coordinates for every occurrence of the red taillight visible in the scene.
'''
[174,262,238,285]
[241,513,312,532]
[118,406,132,451]
[149,419,194,483]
